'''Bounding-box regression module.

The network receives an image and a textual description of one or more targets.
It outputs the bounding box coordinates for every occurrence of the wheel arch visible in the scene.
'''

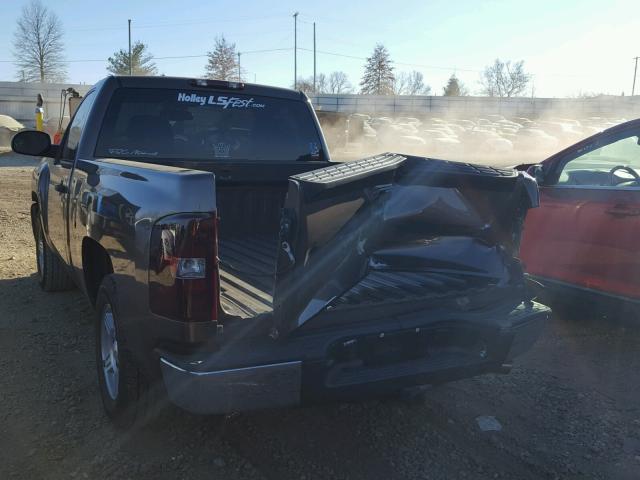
[30,200,39,237]
[82,237,114,306]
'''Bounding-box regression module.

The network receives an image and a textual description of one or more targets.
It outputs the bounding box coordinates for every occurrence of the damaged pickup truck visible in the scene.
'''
[11,76,550,426]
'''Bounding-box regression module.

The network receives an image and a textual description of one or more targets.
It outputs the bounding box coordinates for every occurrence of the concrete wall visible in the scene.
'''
[2,81,639,125]
[311,94,640,119]
[0,81,92,125]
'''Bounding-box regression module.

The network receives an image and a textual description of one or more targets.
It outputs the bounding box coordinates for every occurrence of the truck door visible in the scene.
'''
[521,124,640,299]
[46,92,95,262]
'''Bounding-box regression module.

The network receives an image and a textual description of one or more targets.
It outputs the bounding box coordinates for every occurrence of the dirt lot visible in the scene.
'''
[1,151,640,480]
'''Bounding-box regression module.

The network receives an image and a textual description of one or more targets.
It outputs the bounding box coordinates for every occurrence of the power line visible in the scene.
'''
[0,48,292,64]
[298,48,363,61]
[0,58,104,63]
[135,14,289,29]
[242,47,292,55]
[64,14,291,32]
[0,48,606,80]
[0,18,608,83]
[297,47,482,73]
[297,47,604,79]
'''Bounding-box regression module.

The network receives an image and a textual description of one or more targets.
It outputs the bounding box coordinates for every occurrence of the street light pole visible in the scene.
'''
[128,19,132,75]
[237,52,241,82]
[293,12,298,89]
[313,22,316,93]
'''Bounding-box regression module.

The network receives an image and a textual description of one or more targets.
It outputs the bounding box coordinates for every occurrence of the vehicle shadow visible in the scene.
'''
[4,269,639,480]
[0,150,39,167]
[538,291,640,331]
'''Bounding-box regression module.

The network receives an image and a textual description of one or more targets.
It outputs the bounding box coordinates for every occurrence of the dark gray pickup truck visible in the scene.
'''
[11,76,549,427]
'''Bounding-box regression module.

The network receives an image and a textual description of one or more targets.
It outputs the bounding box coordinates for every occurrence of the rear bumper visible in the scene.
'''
[159,301,549,414]
[160,358,303,414]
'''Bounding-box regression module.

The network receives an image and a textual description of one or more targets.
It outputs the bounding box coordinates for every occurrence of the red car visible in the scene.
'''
[520,118,640,312]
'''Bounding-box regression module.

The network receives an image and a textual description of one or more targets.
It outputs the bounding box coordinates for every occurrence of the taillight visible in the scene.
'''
[149,213,219,322]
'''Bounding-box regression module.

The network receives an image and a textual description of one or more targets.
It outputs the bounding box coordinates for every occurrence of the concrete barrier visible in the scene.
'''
[311,94,640,119]
[0,81,92,125]
[1,81,639,124]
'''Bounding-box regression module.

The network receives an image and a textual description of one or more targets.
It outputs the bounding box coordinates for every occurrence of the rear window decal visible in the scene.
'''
[177,92,265,109]
[108,148,158,157]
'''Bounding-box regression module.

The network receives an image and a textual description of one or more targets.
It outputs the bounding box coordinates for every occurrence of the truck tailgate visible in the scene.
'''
[272,153,538,336]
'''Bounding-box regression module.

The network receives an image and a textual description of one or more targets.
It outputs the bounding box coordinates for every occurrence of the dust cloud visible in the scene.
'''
[320,110,631,167]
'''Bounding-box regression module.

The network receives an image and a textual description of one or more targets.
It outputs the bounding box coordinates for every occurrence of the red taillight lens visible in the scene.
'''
[149,213,219,322]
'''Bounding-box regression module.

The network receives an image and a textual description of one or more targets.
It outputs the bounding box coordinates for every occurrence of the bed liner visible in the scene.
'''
[218,234,277,318]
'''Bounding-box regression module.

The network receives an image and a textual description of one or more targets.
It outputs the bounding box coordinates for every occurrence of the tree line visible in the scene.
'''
[12,0,532,98]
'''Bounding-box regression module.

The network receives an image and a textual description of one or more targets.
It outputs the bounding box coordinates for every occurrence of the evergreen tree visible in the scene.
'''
[360,44,395,95]
[442,74,467,96]
[107,41,157,76]
[205,36,241,81]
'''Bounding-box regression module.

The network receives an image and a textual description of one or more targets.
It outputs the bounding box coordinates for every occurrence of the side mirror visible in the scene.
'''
[11,130,57,158]
[527,164,545,185]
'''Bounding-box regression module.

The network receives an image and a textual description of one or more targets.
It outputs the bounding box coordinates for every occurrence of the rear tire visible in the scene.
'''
[34,213,75,292]
[95,275,166,429]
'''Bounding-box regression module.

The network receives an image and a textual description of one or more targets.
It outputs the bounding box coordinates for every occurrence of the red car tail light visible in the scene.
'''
[149,213,219,322]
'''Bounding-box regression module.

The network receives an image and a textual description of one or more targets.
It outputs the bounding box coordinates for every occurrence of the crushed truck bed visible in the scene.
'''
[217,234,504,320]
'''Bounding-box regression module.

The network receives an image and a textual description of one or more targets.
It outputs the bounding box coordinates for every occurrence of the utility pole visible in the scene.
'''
[237,52,241,82]
[313,22,317,93]
[128,19,132,76]
[633,56,639,96]
[293,12,298,89]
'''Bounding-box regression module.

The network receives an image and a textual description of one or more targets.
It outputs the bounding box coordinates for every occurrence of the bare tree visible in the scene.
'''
[316,73,328,94]
[13,0,66,83]
[405,71,431,95]
[481,59,530,97]
[328,71,352,94]
[205,36,242,81]
[293,77,316,96]
[293,73,335,95]
[394,71,431,95]
[107,41,157,76]
[571,90,606,98]
[360,44,395,95]
[443,74,468,96]
[393,72,409,95]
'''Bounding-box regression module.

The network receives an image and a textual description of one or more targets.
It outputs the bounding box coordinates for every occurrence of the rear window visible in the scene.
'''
[95,88,325,162]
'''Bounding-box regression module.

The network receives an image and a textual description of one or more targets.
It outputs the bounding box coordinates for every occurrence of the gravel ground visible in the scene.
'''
[1,152,639,480]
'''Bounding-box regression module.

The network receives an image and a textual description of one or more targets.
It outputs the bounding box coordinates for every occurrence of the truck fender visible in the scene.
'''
[32,162,51,244]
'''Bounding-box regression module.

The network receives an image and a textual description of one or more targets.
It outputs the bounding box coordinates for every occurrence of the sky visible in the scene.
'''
[0,0,638,97]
